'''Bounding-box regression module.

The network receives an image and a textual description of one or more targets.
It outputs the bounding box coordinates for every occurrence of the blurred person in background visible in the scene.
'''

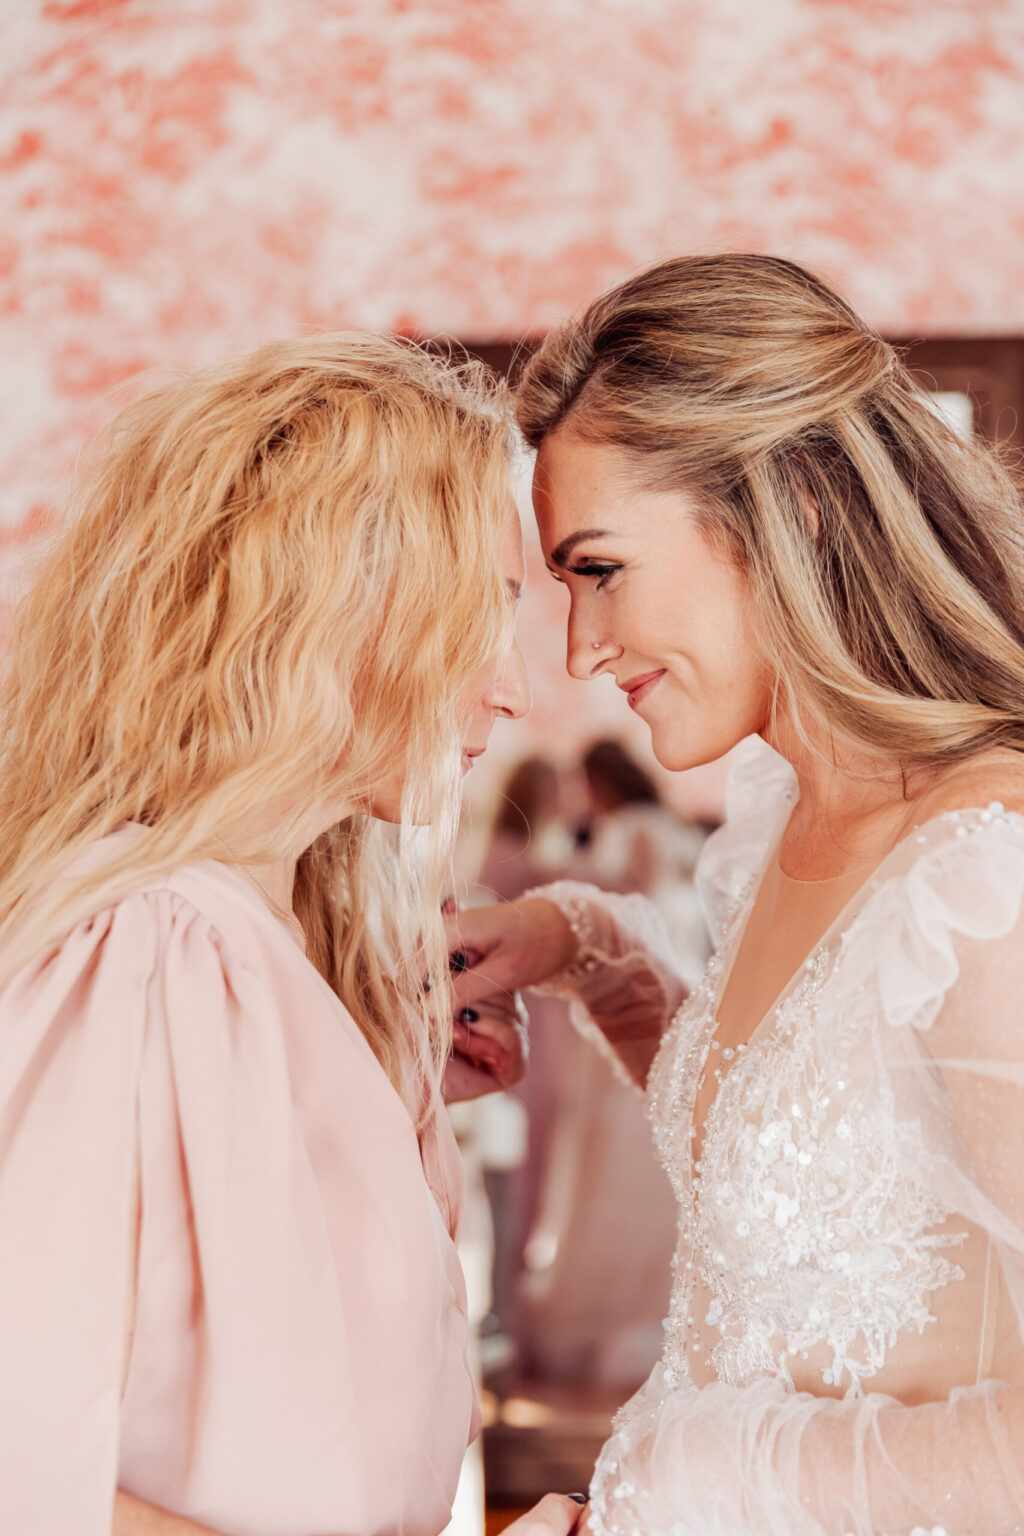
[450,253,1024,1534]
[576,739,709,984]
[0,335,581,1536]
[471,755,578,1357]
[511,742,705,1387]
[478,755,578,904]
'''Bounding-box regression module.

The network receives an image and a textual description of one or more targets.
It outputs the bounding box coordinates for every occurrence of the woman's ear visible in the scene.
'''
[789,456,820,539]
[802,488,820,539]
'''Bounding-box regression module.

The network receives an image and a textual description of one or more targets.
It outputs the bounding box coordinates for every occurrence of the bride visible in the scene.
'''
[450,254,1024,1534]
[0,334,580,1536]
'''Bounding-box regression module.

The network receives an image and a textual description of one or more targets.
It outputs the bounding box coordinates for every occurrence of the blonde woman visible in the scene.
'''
[450,255,1024,1534]
[0,336,581,1536]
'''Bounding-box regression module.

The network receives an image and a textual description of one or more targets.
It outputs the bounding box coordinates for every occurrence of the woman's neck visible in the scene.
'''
[766,713,925,879]
[235,854,300,914]
[217,788,357,914]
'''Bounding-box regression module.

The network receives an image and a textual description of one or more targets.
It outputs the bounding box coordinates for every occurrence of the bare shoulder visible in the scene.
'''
[912,748,1024,824]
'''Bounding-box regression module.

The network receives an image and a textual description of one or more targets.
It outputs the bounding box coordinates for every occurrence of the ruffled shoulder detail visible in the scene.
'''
[837,805,1024,1033]
[696,736,797,944]
[0,886,194,1533]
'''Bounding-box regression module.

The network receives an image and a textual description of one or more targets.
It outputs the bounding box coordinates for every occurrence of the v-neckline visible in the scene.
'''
[688,798,1016,1178]
[712,830,876,1050]
[712,799,975,1046]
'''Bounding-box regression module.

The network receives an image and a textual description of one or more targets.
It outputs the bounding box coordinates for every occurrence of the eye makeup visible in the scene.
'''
[567,559,622,589]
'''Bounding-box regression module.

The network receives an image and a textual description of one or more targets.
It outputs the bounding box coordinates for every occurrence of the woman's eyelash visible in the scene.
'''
[568,561,621,588]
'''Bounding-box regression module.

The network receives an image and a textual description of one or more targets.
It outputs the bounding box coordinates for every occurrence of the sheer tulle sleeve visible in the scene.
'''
[589,812,1024,1536]
[589,1372,1024,1536]
[526,879,690,1088]
[526,739,795,1089]
[0,898,152,1534]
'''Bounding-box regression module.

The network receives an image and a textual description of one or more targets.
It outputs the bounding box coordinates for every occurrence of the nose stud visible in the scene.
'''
[592,640,602,650]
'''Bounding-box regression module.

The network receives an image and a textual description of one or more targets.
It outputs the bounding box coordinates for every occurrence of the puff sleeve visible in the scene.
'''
[1,867,475,1536]
[0,898,154,1535]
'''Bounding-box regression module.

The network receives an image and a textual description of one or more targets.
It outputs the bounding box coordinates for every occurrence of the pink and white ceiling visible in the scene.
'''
[3,0,1024,806]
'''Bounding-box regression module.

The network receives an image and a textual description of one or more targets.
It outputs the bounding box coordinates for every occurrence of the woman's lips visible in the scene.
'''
[620,669,666,709]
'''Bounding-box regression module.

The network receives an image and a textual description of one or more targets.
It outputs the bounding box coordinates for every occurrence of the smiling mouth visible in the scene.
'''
[620,670,666,709]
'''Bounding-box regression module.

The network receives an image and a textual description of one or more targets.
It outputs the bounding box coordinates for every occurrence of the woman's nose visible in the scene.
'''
[566,607,617,681]
[489,644,531,720]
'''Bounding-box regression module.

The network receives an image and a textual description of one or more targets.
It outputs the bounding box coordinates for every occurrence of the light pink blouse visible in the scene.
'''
[0,833,477,1536]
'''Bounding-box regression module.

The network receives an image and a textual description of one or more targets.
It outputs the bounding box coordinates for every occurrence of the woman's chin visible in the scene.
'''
[652,742,702,773]
[649,724,734,774]
[365,797,403,824]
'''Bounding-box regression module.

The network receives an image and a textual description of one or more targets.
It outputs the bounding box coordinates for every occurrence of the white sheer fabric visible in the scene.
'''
[536,738,1024,1535]
[529,880,689,1092]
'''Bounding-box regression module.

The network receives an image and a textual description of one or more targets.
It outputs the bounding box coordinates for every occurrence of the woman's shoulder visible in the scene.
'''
[910,748,1024,826]
[889,749,1024,949]
[836,753,1024,1036]
[11,831,303,1003]
[70,829,288,933]
[2,840,346,1091]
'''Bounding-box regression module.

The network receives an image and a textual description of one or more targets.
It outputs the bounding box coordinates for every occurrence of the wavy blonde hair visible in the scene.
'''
[517,254,1024,765]
[0,333,515,1113]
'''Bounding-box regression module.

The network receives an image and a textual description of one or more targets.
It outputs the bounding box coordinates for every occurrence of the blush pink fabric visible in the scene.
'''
[0,832,478,1536]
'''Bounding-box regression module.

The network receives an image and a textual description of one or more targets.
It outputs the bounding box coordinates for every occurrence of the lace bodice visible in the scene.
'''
[537,738,1024,1535]
[648,803,985,1397]
[651,928,966,1397]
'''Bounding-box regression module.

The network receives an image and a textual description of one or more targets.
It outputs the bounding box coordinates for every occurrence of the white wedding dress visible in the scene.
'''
[536,737,1024,1535]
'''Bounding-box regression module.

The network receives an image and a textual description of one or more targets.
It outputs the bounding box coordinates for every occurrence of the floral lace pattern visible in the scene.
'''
[553,739,1024,1534]
[647,844,967,1401]
[649,901,966,1397]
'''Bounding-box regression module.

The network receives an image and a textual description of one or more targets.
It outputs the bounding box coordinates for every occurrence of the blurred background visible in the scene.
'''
[4,0,1024,1527]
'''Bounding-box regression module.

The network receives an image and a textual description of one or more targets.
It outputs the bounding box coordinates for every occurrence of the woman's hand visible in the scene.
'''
[445,898,577,1014]
[114,1490,222,1533]
[443,990,530,1103]
[497,1493,587,1534]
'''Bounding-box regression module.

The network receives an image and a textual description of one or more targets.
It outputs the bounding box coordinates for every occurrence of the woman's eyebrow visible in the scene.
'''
[548,528,620,568]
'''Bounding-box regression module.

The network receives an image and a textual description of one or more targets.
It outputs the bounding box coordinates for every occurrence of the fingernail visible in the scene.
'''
[567,1494,589,1505]
[457,1007,479,1024]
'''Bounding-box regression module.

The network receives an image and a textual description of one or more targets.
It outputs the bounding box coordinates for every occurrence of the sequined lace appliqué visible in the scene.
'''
[645,868,966,1400]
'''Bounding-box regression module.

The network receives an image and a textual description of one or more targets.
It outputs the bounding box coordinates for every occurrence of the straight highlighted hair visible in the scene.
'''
[516,254,1024,765]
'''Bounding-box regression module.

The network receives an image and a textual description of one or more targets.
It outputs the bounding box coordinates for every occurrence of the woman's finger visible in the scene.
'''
[447,946,483,975]
[443,907,498,956]
[499,1493,586,1534]
[453,1018,513,1068]
[449,956,520,1009]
